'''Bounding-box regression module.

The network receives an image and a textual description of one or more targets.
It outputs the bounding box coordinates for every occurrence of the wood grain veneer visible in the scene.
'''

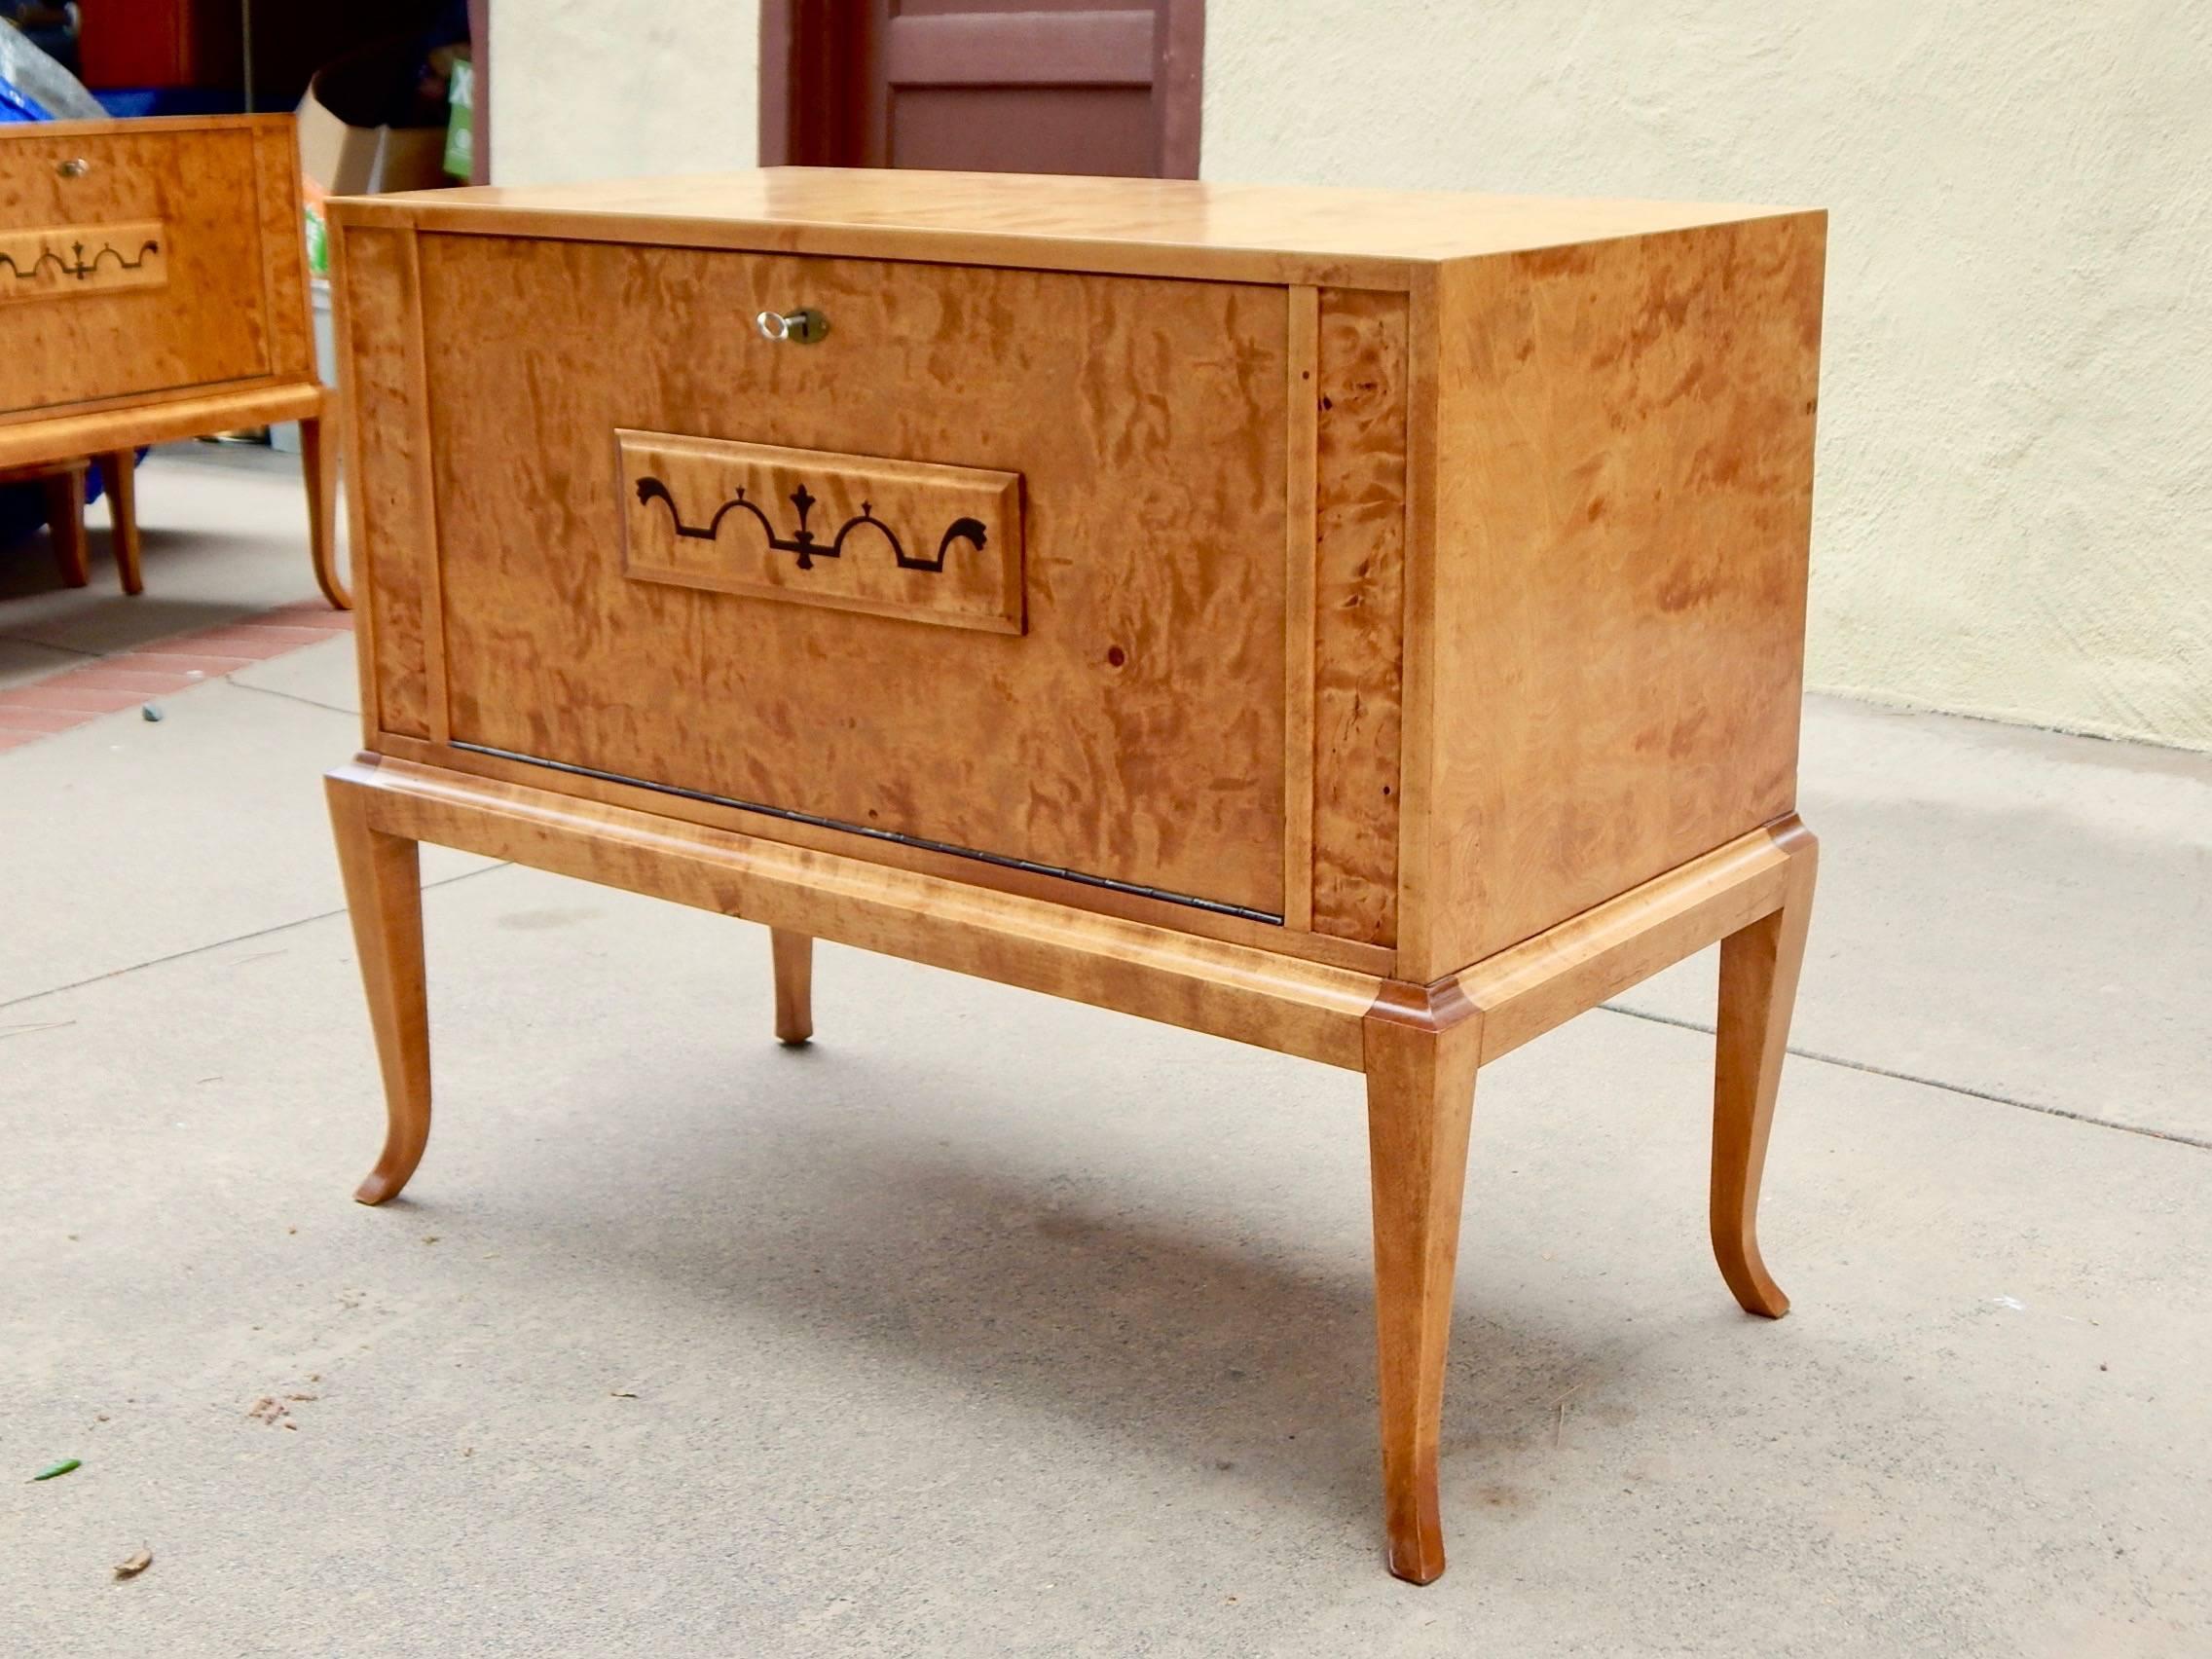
[1411,216,1827,976]
[326,169,1827,1586]
[1311,286,1407,946]
[0,123,275,413]
[0,115,344,607]
[414,233,1289,920]
[345,166,1808,287]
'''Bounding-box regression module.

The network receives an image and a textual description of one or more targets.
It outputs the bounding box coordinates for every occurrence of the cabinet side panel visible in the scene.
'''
[1424,213,1825,975]
[1309,288,1407,946]
[251,120,313,382]
[334,224,431,738]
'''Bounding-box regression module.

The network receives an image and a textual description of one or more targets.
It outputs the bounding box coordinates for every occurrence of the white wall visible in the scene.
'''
[492,0,758,186]
[1209,2,2212,749]
[493,2,2210,749]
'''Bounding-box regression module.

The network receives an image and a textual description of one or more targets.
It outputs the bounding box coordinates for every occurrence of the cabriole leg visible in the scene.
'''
[300,408,349,609]
[328,776,429,1203]
[1712,822,1818,1316]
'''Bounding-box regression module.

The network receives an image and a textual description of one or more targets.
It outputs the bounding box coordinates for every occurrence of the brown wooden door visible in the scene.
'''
[763,1,1201,177]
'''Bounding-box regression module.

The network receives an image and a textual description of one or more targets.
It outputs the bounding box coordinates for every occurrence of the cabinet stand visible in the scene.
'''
[328,756,1815,1584]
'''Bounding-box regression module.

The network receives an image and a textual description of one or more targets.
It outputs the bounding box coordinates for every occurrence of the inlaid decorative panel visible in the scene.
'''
[0,221,166,303]
[618,430,1024,636]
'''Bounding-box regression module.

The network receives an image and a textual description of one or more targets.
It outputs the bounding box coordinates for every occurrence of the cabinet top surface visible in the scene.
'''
[335,167,1813,282]
[1,113,292,140]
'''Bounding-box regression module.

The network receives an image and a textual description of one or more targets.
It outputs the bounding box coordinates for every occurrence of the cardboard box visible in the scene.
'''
[296,37,455,276]
[295,36,453,196]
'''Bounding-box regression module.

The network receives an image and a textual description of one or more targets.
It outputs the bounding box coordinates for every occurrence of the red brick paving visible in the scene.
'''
[7,683,152,715]
[114,650,263,676]
[0,706,81,732]
[182,623,346,650]
[0,601,353,750]
[35,666,193,693]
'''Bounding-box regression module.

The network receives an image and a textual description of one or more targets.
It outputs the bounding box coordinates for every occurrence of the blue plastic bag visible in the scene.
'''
[0,18,104,123]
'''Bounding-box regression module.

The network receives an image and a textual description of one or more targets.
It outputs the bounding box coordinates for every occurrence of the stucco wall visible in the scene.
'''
[492,3,2209,749]
[493,1,758,186]
[1208,3,2211,750]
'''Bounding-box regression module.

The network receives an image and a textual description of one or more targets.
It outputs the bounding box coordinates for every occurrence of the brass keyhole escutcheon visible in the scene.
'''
[755,307,830,345]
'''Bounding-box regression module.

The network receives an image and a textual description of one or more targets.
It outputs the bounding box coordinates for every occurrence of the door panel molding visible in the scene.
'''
[760,1,1202,178]
[885,11,1154,85]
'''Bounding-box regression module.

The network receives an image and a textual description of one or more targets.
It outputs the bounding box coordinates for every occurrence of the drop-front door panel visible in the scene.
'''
[0,126,277,415]
[416,234,1290,920]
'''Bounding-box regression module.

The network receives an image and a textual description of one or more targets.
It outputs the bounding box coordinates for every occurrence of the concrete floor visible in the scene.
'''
[3,454,2209,1657]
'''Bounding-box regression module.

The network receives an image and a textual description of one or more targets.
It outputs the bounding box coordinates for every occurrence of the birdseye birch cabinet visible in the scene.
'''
[325,169,1825,1584]
[0,115,345,607]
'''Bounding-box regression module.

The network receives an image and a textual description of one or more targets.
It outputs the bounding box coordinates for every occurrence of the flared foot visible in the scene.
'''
[301,408,350,610]
[1363,986,1483,1586]
[1711,820,1818,1318]
[328,776,429,1204]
